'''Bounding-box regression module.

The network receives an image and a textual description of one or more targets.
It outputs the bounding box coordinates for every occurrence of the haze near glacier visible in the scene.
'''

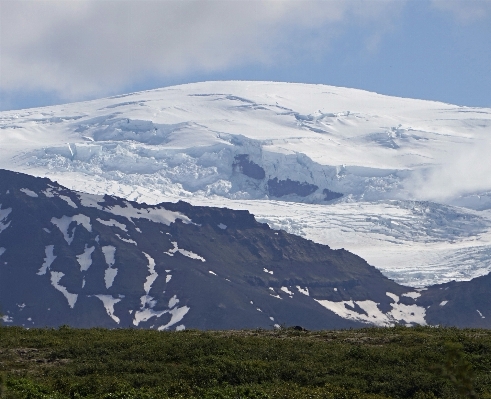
[1,81,491,287]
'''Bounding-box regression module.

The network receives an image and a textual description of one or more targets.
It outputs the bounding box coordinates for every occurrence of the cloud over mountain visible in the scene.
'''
[0,0,404,99]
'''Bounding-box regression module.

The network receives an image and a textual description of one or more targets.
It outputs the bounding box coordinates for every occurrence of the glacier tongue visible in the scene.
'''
[2,81,491,287]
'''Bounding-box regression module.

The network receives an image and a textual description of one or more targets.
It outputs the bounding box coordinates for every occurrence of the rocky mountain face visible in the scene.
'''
[0,169,488,330]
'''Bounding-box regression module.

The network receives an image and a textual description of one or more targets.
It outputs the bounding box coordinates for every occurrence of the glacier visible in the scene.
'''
[1,81,491,287]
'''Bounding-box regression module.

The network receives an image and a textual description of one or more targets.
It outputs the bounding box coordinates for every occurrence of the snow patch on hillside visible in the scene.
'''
[0,205,12,234]
[76,244,95,272]
[50,271,78,308]
[101,245,117,288]
[37,245,56,275]
[92,295,121,323]
[97,218,127,231]
[51,214,92,245]
[164,241,206,262]
[20,188,38,197]
[315,294,426,326]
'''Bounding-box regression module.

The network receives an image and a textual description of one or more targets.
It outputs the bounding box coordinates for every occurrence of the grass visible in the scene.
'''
[1,325,491,398]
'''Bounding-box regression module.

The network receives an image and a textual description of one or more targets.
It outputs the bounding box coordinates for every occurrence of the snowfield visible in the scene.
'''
[1,81,491,287]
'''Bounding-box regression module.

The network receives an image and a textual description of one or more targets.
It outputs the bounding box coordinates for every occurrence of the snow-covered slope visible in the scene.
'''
[1,81,491,286]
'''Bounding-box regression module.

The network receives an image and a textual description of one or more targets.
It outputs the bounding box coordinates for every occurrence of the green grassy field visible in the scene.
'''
[1,325,491,398]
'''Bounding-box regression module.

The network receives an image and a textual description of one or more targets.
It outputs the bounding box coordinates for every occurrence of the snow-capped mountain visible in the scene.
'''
[1,81,491,287]
[2,169,491,329]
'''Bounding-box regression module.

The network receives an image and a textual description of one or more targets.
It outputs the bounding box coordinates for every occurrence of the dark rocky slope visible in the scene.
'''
[0,168,488,330]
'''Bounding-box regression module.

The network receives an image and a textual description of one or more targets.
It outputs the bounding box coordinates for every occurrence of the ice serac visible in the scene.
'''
[267,178,318,198]
[233,154,265,180]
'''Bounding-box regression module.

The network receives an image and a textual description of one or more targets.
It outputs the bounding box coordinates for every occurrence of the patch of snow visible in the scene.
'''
[51,214,92,245]
[175,324,185,331]
[263,268,273,275]
[20,188,38,197]
[104,268,118,289]
[296,286,309,296]
[143,252,158,295]
[164,241,206,262]
[0,247,5,258]
[76,244,95,272]
[315,296,426,327]
[43,188,55,198]
[218,223,227,230]
[402,292,421,300]
[59,195,77,208]
[105,202,193,226]
[257,308,262,312]
[78,193,103,208]
[334,288,338,292]
[168,295,179,308]
[133,307,168,326]
[269,316,274,321]
[158,305,190,331]
[386,292,399,302]
[116,233,137,245]
[102,245,116,267]
[477,309,485,318]
[43,228,50,233]
[50,271,78,308]
[439,301,448,307]
[96,218,128,231]
[270,294,282,299]
[389,302,426,326]
[0,205,12,234]
[37,245,56,275]
[93,295,121,323]
[209,270,217,275]
[1,315,13,323]
[274,324,281,328]
[165,275,172,283]
[280,286,294,296]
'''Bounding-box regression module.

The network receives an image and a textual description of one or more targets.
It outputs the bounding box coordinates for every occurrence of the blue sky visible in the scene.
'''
[1,0,490,111]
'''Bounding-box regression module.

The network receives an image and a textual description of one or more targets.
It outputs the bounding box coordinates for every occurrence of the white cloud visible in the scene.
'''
[407,142,491,203]
[431,0,491,23]
[0,0,405,101]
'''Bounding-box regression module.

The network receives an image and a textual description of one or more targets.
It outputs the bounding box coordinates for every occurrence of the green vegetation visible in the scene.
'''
[1,325,491,398]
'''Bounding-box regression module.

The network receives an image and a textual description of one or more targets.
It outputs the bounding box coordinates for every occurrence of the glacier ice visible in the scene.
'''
[1,81,491,287]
